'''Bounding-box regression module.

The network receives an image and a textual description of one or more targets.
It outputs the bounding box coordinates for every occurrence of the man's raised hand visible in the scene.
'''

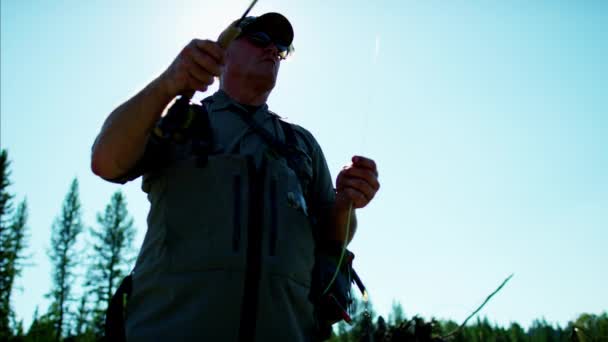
[160,39,225,98]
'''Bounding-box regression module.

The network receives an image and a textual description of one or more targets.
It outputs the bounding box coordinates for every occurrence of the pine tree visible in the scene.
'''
[73,295,89,337]
[86,190,136,337]
[508,322,527,342]
[6,202,29,331]
[374,316,387,342]
[47,178,84,341]
[0,150,29,339]
[0,150,13,225]
[25,306,56,342]
[388,300,405,326]
[337,321,350,342]
[71,294,96,342]
[349,296,376,341]
[0,149,15,338]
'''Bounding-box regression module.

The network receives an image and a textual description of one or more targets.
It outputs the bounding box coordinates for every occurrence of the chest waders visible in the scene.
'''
[105,96,365,341]
[107,97,316,341]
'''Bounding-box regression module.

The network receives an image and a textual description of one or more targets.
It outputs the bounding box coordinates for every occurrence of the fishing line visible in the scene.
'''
[321,33,381,311]
[359,34,381,154]
[359,34,380,322]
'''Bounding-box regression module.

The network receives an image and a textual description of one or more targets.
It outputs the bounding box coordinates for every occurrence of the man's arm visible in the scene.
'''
[324,156,379,244]
[91,77,172,180]
[324,201,358,244]
[91,39,225,180]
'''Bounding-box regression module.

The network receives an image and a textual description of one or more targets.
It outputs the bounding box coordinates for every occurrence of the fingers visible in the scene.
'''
[338,167,380,191]
[195,39,225,65]
[184,59,214,89]
[163,39,226,97]
[337,187,369,209]
[352,155,378,176]
[185,75,209,93]
[337,177,377,203]
[187,40,224,77]
[335,157,381,209]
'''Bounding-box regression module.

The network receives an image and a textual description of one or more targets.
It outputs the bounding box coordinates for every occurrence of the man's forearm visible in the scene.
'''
[91,75,173,179]
[322,203,358,244]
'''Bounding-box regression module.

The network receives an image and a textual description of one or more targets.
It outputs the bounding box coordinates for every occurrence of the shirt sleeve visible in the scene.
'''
[101,131,173,185]
[292,125,336,220]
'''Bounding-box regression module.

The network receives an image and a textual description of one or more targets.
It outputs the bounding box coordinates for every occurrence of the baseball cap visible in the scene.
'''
[236,12,294,47]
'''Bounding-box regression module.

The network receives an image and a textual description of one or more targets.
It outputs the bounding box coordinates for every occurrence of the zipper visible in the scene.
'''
[269,178,278,257]
[232,175,241,252]
[238,156,265,341]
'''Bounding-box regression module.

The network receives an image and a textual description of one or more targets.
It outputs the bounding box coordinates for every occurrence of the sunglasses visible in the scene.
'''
[242,31,291,60]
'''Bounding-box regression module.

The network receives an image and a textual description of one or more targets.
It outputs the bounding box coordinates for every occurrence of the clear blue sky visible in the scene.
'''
[2,0,606,331]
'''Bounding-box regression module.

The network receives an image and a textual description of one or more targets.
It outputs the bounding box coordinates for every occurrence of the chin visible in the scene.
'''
[251,74,277,92]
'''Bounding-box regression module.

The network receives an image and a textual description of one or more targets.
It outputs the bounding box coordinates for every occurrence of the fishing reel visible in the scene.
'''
[153,96,200,144]
[310,241,367,340]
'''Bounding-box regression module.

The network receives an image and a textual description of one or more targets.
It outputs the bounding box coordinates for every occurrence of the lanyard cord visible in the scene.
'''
[321,202,353,296]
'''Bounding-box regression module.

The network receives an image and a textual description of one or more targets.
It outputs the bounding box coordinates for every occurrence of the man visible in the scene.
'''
[91,12,379,341]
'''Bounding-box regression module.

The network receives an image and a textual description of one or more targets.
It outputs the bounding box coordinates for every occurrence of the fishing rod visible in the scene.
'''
[218,0,259,46]
[180,0,259,103]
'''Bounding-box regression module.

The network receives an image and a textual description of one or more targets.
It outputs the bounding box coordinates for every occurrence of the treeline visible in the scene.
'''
[328,300,608,341]
[1,149,136,341]
[2,148,607,341]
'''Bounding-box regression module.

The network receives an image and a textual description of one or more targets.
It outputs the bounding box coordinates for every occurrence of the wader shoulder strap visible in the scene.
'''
[232,111,312,201]
[189,99,214,165]
[278,119,297,150]
[232,110,299,158]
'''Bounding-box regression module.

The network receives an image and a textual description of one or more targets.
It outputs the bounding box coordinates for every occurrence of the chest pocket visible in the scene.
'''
[264,157,316,286]
[287,150,313,215]
[163,156,250,273]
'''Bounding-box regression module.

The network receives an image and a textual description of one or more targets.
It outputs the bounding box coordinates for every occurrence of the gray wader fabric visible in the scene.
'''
[125,152,317,341]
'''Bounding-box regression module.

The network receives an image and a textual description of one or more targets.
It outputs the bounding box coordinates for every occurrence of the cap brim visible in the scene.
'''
[239,12,294,47]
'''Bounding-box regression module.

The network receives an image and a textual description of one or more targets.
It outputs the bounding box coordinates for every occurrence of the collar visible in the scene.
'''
[205,89,270,114]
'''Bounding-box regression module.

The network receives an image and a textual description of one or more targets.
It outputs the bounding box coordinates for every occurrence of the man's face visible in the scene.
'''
[223,31,282,91]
